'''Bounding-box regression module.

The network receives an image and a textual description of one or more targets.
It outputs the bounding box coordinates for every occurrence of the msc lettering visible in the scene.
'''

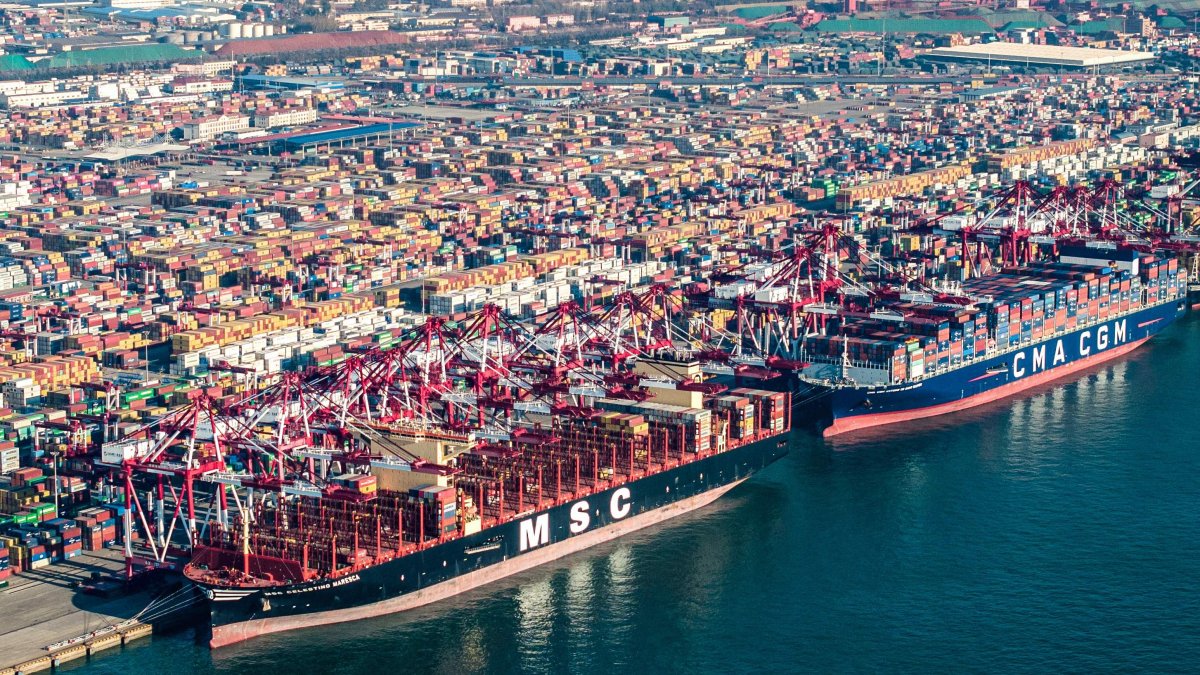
[518,487,632,552]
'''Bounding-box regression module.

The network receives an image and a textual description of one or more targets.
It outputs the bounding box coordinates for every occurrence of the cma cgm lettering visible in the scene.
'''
[816,286,1183,437]
[1011,319,1128,378]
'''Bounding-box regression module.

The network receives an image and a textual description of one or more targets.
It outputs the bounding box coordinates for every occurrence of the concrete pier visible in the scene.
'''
[0,549,155,671]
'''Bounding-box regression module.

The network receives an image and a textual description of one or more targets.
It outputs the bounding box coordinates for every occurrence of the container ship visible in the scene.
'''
[183,385,791,647]
[795,248,1185,436]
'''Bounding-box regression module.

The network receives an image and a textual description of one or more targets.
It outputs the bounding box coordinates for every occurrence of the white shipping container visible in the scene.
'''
[2,377,34,391]
[101,437,155,464]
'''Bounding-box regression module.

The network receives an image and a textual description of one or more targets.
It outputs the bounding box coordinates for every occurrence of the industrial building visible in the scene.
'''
[177,114,250,141]
[237,74,345,91]
[924,43,1156,69]
[83,141,189,164]
[252,107,318,129]
[278,121,422,152]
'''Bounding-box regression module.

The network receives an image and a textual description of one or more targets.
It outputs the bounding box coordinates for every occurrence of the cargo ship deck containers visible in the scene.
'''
[185,387,791,647]
[798,251,1184,435]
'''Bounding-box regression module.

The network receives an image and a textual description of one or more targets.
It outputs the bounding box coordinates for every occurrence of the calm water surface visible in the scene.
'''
[64,317,1200,674]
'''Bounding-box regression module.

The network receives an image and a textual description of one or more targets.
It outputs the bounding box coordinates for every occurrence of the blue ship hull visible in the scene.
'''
[822,299,1184,436]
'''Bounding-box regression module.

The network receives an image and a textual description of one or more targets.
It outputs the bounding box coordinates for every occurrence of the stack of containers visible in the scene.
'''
[584,412,650,438]
[559,412,651,465]
[0,527,47,571]
[0,260,29,291]
[806,255,1181,384]
[76,506,117,549]
[800,334,912,381]
[55,475,88,510]
[410,485,456,538]
[0,534,20,571]
[595,399,712,455]
[0,467,53,524]
[54,519,83,560]
[712,395,755,440]
[330,473,377,496]
[730,388,789,435]
[0,519,83,568]
[422,248,590,298]
[835,162,971,209]
[0,355,99,399]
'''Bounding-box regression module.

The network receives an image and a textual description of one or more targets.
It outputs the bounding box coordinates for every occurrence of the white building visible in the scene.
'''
[104,0,170,8]
[252,107,318,129]
[179,114,250,141]
[0,90,87,109]
[174,60,237,77]
[0,81,37,95]
[168,78,234,94]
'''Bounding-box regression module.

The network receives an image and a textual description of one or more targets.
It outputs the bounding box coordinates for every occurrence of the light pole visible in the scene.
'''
[51,450,59,516]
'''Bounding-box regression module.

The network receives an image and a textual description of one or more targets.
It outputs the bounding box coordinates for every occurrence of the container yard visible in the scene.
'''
[0,3,1197,667]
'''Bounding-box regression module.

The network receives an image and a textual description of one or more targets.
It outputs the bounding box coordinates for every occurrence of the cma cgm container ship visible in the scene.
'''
[799,248,1185,436]
[185,387,790,647]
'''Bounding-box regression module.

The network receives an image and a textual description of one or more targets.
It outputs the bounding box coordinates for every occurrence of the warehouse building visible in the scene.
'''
[279,121,422,152]
[924,43,1155,69]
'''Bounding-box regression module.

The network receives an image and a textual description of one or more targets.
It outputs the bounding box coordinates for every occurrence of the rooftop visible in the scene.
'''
[238,74,345,90]
[83,142,189,163]
[815,18,995,34]
[35,44,200,70]
[281,122,422,150]
[388,105,507,122]
[214,30,411,57]
[924,43,1155,68]
[0,54,35,72]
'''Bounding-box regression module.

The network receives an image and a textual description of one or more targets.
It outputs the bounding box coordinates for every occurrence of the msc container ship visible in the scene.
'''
[797,248,1185,436]
[184,386,790,647]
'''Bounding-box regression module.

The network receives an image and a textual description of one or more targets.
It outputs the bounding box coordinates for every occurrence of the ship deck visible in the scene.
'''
[185,427,786,591]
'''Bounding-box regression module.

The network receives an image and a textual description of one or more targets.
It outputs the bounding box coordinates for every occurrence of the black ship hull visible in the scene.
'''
[195,434,789,647]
